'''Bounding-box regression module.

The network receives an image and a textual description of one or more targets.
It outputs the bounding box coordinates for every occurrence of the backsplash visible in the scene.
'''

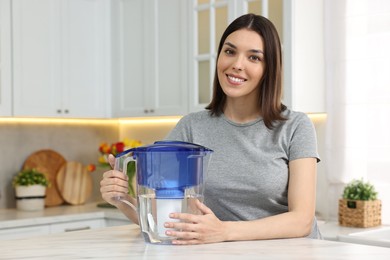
[0,120,119,208]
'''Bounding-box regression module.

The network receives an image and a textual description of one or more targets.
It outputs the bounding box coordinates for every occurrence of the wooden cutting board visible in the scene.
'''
[56,161,93,205]
[23,149,66,207]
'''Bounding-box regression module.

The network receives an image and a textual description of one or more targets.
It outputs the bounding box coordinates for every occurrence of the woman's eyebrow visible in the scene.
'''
[224,42,263,54]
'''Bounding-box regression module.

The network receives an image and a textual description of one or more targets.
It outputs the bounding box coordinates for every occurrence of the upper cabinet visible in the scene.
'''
[0,0,12,116]
[283,0,325,113]
[111,0,189,117]
[12,0,111,118]
[2,0,324,119]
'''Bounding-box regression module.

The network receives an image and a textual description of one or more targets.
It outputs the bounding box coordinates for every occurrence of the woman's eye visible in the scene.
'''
[249,55,262,62]
[224,49,235,55]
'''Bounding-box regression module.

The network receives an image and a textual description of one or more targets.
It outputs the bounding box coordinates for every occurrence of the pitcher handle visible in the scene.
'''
[113,155,138,212]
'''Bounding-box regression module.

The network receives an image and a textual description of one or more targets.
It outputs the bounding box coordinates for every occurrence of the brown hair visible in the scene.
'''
[205,13,286,129]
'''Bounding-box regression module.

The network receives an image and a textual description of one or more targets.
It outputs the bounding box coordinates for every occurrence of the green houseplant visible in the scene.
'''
[339,179,381,228]
[13,168,50,211]
[342,179,378,201]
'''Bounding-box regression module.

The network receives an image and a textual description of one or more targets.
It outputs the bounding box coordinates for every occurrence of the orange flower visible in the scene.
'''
[96,139,143,168]
[99,143,111,154]
[86,164,96,172]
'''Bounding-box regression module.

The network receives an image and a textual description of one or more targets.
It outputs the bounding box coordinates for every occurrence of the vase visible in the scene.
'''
[15,185,46,211]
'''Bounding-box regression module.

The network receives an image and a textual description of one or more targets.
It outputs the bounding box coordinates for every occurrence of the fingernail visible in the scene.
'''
[166,230,172,235]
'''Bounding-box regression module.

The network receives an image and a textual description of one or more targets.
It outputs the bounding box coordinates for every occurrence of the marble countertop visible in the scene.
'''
[0,203,127,229]
[0,224,389,259]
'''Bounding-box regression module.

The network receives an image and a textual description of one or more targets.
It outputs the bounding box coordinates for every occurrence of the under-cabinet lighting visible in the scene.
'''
[307,113,327,123]
[118,116,182,125]
[0,116,182,125]
[0,114,324,125]
[0,117,117,125]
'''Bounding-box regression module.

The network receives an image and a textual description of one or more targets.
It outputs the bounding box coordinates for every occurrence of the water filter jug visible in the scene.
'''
[115,141,213,244]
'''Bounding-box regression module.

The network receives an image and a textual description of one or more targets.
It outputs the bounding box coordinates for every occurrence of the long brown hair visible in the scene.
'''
[205,13,286,129]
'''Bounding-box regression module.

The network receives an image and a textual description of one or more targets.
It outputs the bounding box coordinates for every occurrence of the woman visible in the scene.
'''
[100,13,321,244]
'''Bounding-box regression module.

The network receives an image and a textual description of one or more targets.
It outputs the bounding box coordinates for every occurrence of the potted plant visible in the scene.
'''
[13,168,50,211]
[339,179,381,227]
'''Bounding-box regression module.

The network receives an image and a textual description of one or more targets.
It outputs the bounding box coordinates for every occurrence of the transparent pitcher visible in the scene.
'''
[114,141,213,244]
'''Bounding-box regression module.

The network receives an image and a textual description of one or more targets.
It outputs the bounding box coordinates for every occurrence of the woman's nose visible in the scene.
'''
[232,56,245,71]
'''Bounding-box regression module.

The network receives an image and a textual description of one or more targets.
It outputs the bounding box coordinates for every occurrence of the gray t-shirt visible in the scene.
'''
[166,109,322,239]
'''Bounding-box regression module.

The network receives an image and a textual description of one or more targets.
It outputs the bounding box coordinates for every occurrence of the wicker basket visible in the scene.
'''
[338,199,381,228]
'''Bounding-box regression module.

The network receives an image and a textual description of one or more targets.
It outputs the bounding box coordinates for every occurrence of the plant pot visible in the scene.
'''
[15,185,46,211]
[338,199,382,228]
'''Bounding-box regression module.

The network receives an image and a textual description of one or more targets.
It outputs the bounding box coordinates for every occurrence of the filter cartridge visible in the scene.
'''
[156,198,182,237]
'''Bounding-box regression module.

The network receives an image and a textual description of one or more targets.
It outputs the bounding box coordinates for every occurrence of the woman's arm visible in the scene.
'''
[224,157,317,241]
[165,157,317,244]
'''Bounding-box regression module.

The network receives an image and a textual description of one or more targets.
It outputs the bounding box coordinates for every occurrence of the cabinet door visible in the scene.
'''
[111,0,147,117]
[147,0,188,116]
[0,0,12,116]
[105,218,130,227]
[12,0,110,118]
[0,225,50,240]
[61,0,110,118]
[112,0,188,117]
[283,0,325,113]
[12,0,62,117]
[50,219,104,234]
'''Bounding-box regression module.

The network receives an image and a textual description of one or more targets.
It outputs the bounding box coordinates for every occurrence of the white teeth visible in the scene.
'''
[228,75,245,83]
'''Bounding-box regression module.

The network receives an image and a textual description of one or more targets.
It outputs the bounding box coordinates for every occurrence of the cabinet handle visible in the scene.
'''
[64,109,69,114]
[57,109,62,113]
[144,109,155,113]
[64,226,91,232]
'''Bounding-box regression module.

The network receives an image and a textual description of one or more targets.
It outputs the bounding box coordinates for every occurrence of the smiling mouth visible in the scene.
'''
[227,75,246,83]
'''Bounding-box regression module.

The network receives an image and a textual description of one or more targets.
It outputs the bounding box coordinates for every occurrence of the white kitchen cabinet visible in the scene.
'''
[105,218,130,227]
[50,219,104,234]
[0,219,104,240]
[0,0,12,116]
[12,0,111,118]
[282,0,325,113]
[111,0,188,117]
[0,224,50,240]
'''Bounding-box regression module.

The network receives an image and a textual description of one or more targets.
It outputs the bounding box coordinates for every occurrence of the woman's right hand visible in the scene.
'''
[100,154,129,207]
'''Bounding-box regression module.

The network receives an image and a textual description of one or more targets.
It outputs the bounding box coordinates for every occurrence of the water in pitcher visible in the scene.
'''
[137,193,203,244]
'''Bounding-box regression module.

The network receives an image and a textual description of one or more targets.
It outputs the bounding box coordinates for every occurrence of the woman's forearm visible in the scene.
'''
[223,211,313,241]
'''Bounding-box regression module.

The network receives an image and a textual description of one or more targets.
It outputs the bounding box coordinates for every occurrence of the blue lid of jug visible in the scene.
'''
[136,140,212,152]
[116,141,213,199]
[116,141,212,157]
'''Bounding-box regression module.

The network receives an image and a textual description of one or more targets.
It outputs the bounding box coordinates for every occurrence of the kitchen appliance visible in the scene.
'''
[114,141,213,244]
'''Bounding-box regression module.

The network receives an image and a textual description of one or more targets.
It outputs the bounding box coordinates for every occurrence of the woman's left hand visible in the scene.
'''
[164,200,227,245]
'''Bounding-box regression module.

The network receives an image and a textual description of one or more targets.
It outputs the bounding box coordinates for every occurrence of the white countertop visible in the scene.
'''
[0,224,389,259]
[0,202,128,229]
[318,221,390,240]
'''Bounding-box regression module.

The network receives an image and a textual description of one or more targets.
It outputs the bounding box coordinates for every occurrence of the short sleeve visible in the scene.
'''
[289,114,320,163]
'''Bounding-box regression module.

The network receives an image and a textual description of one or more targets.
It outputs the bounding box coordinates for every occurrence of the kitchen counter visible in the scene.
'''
[318,221,390,241]
[0,224,389,259]
[0,203,128,230]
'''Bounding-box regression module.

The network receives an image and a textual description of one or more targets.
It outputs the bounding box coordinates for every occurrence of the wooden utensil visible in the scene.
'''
[23,149,66,207]
[56,161,93,205]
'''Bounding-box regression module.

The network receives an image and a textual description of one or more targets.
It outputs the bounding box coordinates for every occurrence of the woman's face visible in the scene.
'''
[217,29,265,102]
